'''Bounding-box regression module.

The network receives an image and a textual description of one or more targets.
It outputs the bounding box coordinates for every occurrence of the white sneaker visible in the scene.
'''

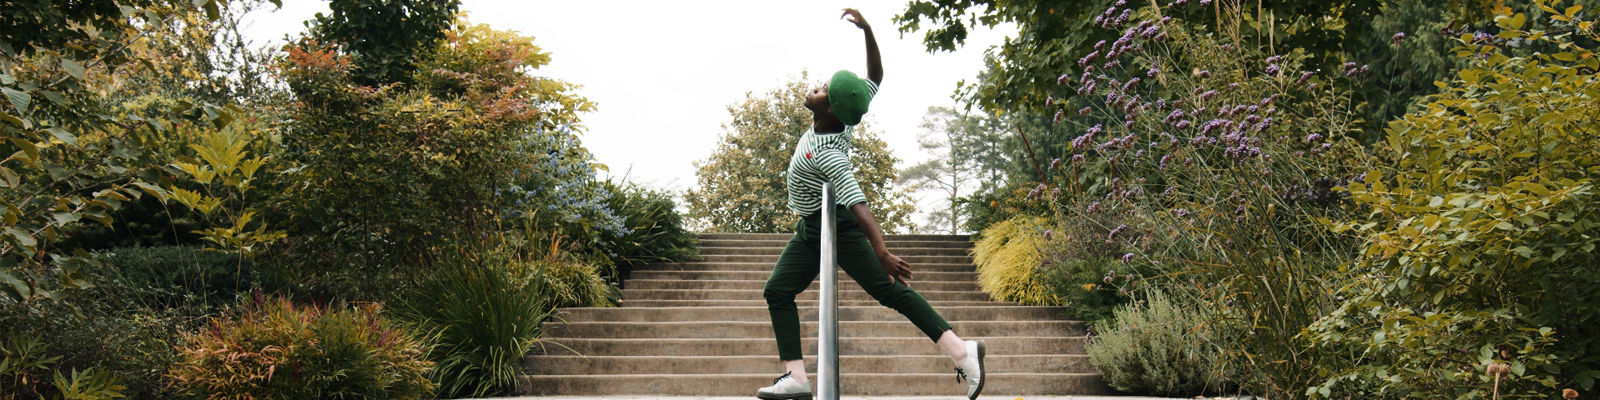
[757,372,813,400]
[955,340,986,399]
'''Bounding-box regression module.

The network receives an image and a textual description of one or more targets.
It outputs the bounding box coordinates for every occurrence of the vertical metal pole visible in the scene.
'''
[817,182,840,400]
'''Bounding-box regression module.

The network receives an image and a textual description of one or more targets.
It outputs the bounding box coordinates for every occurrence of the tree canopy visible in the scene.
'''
[687,76,917,233]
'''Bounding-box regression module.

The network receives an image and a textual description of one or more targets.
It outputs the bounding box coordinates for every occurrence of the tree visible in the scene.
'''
[275,18,595,297]
[893,0,1381,120]
[309,0,460,87]
[1,0,242,303]
[902,106,1006,234]
[687,75,917,233]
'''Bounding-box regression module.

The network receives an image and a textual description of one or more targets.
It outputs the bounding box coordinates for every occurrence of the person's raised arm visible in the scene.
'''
[841,8,882,84]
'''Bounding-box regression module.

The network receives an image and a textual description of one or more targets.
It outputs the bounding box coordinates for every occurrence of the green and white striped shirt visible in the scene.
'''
[785,80,878,215]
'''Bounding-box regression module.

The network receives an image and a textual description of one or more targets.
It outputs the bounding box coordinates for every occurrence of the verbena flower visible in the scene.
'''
[1141,24,1161,38]
[1107,224,1127,243]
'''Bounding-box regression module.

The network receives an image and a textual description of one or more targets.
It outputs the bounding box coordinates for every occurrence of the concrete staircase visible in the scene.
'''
[517,233,1107,396]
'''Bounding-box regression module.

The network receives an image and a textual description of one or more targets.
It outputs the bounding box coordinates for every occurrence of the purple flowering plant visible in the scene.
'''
[1024,1,1382,394]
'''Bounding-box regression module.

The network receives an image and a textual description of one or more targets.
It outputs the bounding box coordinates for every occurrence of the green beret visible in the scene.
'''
[828,70,871,125]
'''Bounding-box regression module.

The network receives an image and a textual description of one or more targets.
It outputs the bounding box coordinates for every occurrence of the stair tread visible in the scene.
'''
[521,232,1097,396]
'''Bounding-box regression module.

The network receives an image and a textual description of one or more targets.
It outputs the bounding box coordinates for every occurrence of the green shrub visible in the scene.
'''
[1034,198,1151,322]
[1310,5,1600,398]
[2,334,60,398]
[1,295,190,399]
[960,181,1058,233]
[972,216,1060,305]
[89,245,284,312]
[1040,256,1131,323]
[531,256,616,309]
[168,295,434,399]
[0,335,127,400]
[1088,290,1232,396]
[597,181,700,280]
[400,246,557,398]
[52,367,127,400]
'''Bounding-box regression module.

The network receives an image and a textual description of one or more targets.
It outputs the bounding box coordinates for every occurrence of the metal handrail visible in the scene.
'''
[817,182,840,400]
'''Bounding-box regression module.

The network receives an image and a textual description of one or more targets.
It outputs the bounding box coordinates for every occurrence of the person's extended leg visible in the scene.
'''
[832,207,985,399]
[759,219,821,399]
[832,208,952,344]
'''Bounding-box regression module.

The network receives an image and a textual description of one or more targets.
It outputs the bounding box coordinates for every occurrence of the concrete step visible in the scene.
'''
[628,270,978,282]
[528,336,1088,357]
[697,233,971,242]
[519,231,1100,397]
[517,372,1105,396]
[624,279,978,292]
[621,289,991,302]
[619,299,1006,308]
[699,239,972,249]
[698,246,971,257]
[695,254,973,264]
[524,354,1095,375]
[637,262,976,273]
[554,306,1068,323]
[542,320,1084,339]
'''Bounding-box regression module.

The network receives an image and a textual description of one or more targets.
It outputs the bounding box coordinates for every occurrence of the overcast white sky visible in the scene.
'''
[242,1,1014,230]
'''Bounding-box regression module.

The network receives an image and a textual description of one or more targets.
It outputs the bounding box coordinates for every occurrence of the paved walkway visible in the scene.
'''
[482,396,1198,400]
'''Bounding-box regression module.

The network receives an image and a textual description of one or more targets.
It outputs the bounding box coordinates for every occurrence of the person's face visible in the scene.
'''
[805,83,830,113]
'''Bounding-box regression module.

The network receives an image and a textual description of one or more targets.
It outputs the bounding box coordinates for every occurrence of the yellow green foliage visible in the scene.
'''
[972,216,1061,305]
[1310,3,1600,397]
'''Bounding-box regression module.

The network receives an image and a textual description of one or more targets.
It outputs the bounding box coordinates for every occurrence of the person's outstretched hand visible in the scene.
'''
[878,250,913,287]
[841,8,870,30]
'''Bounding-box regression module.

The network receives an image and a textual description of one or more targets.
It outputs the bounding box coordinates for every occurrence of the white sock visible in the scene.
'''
[783,359,809,383]
[936,330,968,364]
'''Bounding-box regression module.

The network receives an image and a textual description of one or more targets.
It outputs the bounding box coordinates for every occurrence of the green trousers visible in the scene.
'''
[764,205,953,361]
